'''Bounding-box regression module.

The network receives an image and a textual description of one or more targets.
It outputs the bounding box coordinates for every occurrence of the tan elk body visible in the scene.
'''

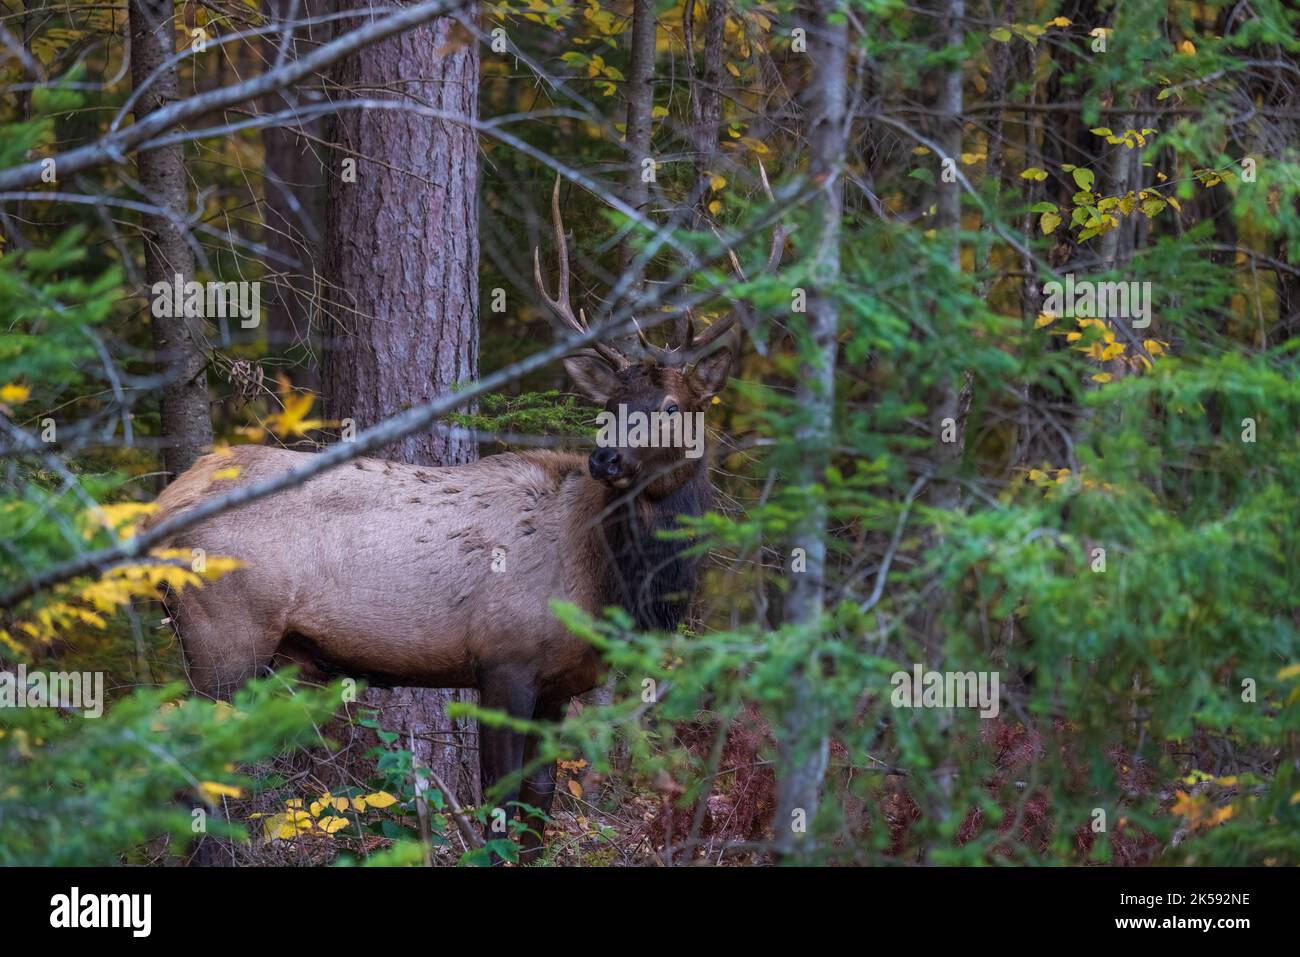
[150,446,611,701]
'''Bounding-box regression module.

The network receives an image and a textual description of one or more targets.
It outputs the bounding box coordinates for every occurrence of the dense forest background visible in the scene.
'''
[1,0,1297,866]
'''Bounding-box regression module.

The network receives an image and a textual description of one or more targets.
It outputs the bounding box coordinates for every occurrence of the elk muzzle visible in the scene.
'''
[588,446,638,488]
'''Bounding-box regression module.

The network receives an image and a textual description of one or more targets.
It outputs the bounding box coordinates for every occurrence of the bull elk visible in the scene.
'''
[145,180,784,859]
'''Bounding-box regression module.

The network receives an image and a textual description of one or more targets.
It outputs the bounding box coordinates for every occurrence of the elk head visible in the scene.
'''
[533,177,784,497]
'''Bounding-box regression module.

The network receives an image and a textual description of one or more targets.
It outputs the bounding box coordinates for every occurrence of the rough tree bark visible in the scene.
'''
[321,9,480,804]
[130,0,213,479]
[773,0,847,859]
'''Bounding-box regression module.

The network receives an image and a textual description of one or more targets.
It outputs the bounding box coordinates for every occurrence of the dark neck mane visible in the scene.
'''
[594,462,709,631]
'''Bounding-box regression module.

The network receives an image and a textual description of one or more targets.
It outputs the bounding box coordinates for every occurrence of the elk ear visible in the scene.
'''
[565,353,621,405]
[690,347,733,401]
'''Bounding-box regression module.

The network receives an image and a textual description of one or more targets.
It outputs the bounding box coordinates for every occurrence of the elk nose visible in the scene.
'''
[589,447,621,481]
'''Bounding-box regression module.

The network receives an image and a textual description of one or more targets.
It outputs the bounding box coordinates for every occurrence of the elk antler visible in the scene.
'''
[637,161,788,365]
[533,175,631,371]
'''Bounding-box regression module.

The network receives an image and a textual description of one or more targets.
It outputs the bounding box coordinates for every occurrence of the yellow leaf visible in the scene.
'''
[1046,16,1071,27]
[725,62,740,78]
[1277,663,1300,680]
[212,467,240,480]
[0,383,30,403]
[351,796,367,811]
[709,174,726,192]
[707,200,722,215]
[1035,312,1057,328]
[84,502,158,539]
[263,813,288,840]
[1170,790,1198,819]
[319,815,350,834]
[199,781,243,801]
[364,791,398,808]
[567,778,583,798]
[1179,40,1195,55]
[1091,372,1113,383]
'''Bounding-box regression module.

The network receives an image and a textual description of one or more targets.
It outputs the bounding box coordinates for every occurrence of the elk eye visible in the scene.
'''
[665,403,680,415]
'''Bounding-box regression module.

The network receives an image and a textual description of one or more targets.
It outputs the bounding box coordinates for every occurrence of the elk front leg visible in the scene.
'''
[517,696,567,863]
[477,665,537,854]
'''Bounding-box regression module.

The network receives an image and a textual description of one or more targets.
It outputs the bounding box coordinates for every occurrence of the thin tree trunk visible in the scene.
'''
[927,0,969,517]
[686,0,726,230]
[578,0,660,764]
[321,8,481,806]
[130,0,213,480]
[773,0,847,860]
[262,0,327,385]
[621,0,656,265]
[914,0,969,841]
[616,0,657,331]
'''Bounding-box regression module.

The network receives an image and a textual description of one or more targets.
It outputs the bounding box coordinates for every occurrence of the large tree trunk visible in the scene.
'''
[773,0,848,859]
[321,8,480,805]
[130,0,213,480]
